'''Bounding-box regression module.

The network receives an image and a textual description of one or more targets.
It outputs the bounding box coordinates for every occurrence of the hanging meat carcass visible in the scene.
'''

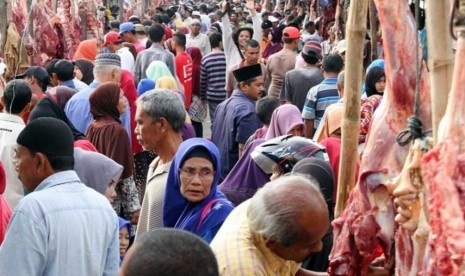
[328,0,432,274]
[80,0,105,49]
[420,18,465,275]
[11,0,35,56]
[31,0,63,66]
[57,0,81,60]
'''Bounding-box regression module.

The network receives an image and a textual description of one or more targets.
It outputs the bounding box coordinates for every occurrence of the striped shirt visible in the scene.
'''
[210,201,301,275]
[302,78,340,130]
[135,157,171,239]
[201,51,227,102]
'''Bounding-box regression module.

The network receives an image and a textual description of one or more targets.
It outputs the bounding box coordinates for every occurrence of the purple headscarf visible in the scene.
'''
[219,139,270,206]
[265,104,305,140]
[163,138,234,241]
[262,27,283,59]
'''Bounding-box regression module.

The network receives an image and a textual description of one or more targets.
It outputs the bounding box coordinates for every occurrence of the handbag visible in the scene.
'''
[188,94,208,123]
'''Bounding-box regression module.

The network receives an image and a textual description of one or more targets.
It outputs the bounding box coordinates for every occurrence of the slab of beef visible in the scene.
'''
[31,0,61,66]
[420,27,465,275]
[57,0,81,60]
[328,0,432,274]
[11,0,35,55]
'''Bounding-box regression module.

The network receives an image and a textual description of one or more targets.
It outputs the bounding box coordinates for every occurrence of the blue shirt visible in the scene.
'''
[64,81,132,141]
[0,171,119,276]
[212,90,263,180]
[302,77,340,130]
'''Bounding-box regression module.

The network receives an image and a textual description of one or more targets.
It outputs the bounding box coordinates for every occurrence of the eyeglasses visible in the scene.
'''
[180,168,215,180]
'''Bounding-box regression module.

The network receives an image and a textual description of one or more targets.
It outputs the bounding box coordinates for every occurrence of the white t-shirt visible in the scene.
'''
[116,47,135,75]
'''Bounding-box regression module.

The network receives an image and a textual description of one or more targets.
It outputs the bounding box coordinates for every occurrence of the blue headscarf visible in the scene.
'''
[163,138,234,240]
[118,217,133,263]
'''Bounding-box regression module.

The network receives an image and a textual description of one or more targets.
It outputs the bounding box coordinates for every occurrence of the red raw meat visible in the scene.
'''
[328,0,432,274]
[57,0,81,60]
[11,0,35,55]
[420,28,465,275]
[31,0,62,66]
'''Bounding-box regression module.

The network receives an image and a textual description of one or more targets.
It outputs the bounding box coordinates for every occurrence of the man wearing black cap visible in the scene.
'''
[16,66,50,99]
[0,117,119,275]
[212,64,264,181]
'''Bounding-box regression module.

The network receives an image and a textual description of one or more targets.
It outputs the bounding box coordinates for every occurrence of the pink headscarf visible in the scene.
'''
[0,162,12,245]
[265,104,305,140]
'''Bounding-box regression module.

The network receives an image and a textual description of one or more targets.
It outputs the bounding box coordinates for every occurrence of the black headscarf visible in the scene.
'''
[28,97,86,141]
[365,67,385,97]
[74,59,95,85]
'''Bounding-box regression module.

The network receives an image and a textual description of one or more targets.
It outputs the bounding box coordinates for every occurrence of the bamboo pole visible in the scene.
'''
[335,0,368,218]
[369,0,378,62]
[425,0,454,144]
[0,0,8,53]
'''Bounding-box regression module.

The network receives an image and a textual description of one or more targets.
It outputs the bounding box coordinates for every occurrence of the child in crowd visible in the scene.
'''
[119,218,133,265]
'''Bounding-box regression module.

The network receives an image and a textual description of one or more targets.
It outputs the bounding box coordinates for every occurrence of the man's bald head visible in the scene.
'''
[247,175,329,262]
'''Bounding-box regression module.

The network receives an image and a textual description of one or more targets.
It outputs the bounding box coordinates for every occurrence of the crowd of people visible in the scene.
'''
[0,0,388,275]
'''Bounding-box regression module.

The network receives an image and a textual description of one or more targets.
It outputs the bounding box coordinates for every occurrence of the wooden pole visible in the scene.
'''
[0,0,9,53]
[369,0,378,62]
[425,0,454,144]
[27,0,34,66]
[335,0,368,218]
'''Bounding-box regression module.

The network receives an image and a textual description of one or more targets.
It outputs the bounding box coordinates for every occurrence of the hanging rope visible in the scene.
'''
[396,0,429,150]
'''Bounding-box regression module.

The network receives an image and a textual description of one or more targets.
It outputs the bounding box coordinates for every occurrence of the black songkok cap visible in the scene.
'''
[17,117,74,157]
[233,64,262,83]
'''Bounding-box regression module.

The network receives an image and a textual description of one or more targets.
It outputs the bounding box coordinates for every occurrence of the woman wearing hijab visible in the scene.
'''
[163,138,234,243]
[186,47,206,137]
[137,79,156,96]
[291,157,335,272]
[359,67,385,144]
[219,139,270,206]
[74,147,124,203]
[29,88,97,152]
[74,59,95,85]
[262,27,283,60]
[86,82,140,223]
[0,162,11,245]
[146,60,174,83]
[265,104,305,140]
[118,217,133,265]
[73,39,98,61]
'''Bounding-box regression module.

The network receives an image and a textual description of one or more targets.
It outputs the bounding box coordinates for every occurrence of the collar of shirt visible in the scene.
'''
[252,228,299,272]
[232,89,255,103]
[89,81,100,89]
[0,113,25,125]
[321,77,337,84]
[150,43,164,51]
[61,80,76,89]
[35,170,82,192]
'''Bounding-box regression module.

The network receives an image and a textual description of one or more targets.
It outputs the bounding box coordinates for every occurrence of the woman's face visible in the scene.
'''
[375,76,386,94]
[288,125,304,137]
[117,91,127,115]
[270,164,283,181]
[104,180,117,203]
[238,30,251,47]
[119,226,130,257]
[74,66,83,81]
[179,157,215,203]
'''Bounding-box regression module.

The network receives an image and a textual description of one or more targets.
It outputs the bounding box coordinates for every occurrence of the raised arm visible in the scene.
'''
[246,0,262,43]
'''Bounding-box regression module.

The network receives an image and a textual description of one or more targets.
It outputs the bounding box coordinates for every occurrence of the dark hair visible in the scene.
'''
[232,27,253,46]
[244,39,260,50]
[209,33,222,48]
[256,96,280,125]
[365,67,385,97]
[237,77,259,89]
[283,37,297,44]
[142,20,153,27]
[110,20,120,29]
[172,32,186,48]
[305,21,315,29]
[151,13,163,24]
[54,60,75,82]
[30,150,75,171]
[161,14,170,24]
[3,80,32,114]
[46,59,60,77]
[322,54,344,74]
[301,52,319,65]
[199,4,208,13]
[36,79,48,92]
[149,24,166,43]
[123,229,219,276]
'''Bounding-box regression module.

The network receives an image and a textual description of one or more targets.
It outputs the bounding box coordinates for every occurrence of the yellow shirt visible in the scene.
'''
[210,201,301,275]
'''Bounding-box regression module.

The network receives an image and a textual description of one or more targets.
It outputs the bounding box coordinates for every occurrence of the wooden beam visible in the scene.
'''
[335,0,368,218]
[369,0,378,62]
[425,0,454,144]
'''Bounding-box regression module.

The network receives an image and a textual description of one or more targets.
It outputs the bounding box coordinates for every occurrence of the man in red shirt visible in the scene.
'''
[171,32,193,109]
